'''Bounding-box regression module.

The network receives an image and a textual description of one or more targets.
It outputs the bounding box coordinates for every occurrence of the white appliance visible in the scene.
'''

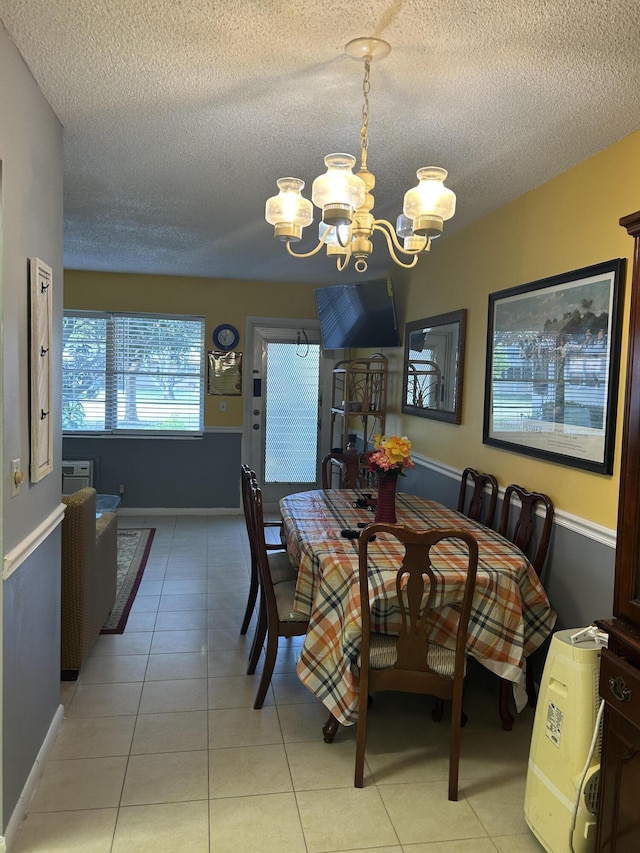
[524,627,607,853]
[61,460,93,494]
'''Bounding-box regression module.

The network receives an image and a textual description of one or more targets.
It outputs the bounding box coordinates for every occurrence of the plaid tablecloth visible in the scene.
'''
[280,489,557,726]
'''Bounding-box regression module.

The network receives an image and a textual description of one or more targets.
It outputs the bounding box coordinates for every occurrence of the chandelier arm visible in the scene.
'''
[284,230,331,259]
[372,220,420,269]
[336,221,354,248]
[336,249,353,272]
[372,219,423,256]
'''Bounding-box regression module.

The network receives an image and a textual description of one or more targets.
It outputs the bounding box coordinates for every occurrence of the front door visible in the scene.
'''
[246,320,333,509]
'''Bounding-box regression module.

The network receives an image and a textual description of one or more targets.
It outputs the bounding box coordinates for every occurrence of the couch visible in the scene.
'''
[60,487,118,679]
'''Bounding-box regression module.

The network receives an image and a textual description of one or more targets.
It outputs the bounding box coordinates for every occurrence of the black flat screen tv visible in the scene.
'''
[314,277,401,350]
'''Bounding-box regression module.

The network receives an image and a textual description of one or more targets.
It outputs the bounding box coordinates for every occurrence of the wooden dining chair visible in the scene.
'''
[497,483,554,718]
[248,477,309,709]
[240,464,263,636]
[321,451,373,490]
[240,466,298,675]
[240,465,291,633]
[498,484,554,578]
[354,523,479,800]
[457,467,499,528]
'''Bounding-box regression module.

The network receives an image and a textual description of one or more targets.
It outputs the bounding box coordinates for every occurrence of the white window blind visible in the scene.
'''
[63,311,205,435]
[263,341,320,483]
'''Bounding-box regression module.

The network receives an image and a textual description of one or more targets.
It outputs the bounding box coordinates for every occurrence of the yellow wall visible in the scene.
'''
[65,129,640,529]
[63,271,318,428]
[390,129,640,529]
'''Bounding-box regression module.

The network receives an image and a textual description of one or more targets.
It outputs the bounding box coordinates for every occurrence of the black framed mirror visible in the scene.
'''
[402,309,467,423]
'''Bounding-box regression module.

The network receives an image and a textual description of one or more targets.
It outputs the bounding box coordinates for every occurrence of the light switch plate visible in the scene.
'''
[11,458,22,496]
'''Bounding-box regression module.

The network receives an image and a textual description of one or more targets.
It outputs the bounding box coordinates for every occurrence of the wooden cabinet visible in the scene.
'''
[330,356,387,453]
[595,633,640,853]
[596,210,640,852]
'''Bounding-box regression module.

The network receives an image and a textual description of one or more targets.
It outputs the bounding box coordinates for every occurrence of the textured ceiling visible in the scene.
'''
[2,0,640,284]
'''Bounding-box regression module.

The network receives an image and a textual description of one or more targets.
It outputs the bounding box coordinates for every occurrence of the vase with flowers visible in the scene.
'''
[368,434,414,523]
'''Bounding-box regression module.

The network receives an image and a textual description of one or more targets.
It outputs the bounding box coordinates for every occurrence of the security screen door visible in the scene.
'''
[248,323,331,509]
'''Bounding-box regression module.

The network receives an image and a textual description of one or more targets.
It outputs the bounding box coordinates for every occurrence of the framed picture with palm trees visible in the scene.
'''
[483,259,626,474]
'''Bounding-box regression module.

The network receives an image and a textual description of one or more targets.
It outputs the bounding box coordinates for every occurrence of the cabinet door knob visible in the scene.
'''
[608,675,632,702]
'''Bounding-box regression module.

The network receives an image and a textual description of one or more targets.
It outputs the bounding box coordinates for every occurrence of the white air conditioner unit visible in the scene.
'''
[524,627,607,853]
[61,460,93,494]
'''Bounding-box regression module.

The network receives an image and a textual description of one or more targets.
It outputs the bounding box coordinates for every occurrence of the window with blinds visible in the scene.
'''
[63,311,205,435]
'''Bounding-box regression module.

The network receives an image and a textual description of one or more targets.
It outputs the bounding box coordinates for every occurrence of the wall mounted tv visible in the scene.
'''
[314,277,401,350]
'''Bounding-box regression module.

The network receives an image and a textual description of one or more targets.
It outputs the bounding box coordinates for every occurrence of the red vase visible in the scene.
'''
[375,470,399,524]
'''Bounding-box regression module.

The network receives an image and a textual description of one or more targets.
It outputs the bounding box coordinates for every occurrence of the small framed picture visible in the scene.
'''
[207,350,242,396]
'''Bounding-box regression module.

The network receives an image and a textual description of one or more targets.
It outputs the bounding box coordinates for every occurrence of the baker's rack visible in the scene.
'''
[330,355,387,452]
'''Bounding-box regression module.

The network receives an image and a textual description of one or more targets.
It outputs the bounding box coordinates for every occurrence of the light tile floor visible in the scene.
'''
[13,515,545,853]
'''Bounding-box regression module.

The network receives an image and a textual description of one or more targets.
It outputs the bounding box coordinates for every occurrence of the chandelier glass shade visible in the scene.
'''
[265,37,456,273]
[311,154,366,226]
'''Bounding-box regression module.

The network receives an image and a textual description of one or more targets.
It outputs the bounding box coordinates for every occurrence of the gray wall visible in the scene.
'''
[1,22,64,832]
[1,29,64,550]
[400,459,616,685]
[63,420,616,632]
[63,425,615,631]
[62,430,242,509]
[400,460,616,629]
[3,535,61,820]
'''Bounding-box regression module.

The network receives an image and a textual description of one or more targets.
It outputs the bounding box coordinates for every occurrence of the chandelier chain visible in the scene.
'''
[360,57,371,168]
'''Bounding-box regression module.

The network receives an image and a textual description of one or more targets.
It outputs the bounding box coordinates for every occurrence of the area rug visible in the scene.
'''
[101,527,155,634]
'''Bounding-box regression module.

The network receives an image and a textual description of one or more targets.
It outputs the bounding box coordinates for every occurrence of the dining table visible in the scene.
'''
[279,488,557,734]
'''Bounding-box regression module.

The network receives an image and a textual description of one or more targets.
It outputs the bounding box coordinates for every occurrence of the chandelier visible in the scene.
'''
[265,37,456,273]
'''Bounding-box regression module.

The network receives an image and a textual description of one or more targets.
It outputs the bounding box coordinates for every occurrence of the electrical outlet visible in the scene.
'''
[118,484,125,495]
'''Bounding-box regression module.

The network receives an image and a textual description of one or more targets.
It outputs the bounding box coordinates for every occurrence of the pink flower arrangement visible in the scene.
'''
[368,434,414,475]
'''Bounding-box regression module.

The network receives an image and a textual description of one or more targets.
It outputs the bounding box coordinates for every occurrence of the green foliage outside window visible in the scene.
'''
[63,311,205,435]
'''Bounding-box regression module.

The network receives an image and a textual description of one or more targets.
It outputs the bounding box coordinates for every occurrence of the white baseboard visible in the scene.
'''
[118,507,241,516]
[4,704,65,851]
